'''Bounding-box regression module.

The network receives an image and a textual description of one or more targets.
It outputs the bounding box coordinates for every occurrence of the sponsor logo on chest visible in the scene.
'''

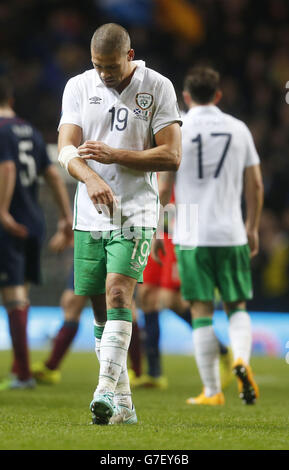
[89,96,102,104]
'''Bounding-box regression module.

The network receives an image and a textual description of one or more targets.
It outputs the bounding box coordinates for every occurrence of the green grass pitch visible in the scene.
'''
[0,351,288,450]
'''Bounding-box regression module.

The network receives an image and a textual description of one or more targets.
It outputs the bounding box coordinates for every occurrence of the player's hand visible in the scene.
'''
[84,173,117,216]
[49,219,73,253]
[247,229,259,258]
[49,231,71,253]
[78,141,115,165]
[58,217,73,240]
[0,211,28,239]
[151,236,166,265]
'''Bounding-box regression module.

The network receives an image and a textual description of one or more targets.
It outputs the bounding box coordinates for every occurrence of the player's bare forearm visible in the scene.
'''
[114,145,180,171]
[58,123,112,189]
[0,161,28,238]
[58,123,116,223]
[58,123,86,182]
[43,164,73,221]
[66,157,96,184]
[58,123,87,183]
[244,164,264,257]
[78,143,180,171]
[0,161,16,214]
[245,190,263,233]
[78,123,182,172]
[158,171,175,206]
[68,158,117,214]
[244,164,264,232]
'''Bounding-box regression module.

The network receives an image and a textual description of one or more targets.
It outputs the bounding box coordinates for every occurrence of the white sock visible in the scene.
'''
[94,320,132,408]
[229,310,252,364]
[114,360,133,409]
[194,325,221,397]
[94,320,106,362]
[96,320,132,396]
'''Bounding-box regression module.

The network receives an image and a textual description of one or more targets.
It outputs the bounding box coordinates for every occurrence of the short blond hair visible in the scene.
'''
[91,23,131,55]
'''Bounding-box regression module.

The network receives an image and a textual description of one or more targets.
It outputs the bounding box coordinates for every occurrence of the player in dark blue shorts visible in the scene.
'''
[31,258,88,384]
[0,76,73,389]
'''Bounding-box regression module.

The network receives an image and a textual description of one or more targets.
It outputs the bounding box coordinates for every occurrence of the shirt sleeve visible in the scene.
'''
[244,125,260,167]
[151,78,182,135]
[58,77,82,130]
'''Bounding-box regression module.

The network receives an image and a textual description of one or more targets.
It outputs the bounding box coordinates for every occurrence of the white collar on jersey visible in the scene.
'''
[94,60,146,87]
[131,60,146,81]
[188,105,222,115]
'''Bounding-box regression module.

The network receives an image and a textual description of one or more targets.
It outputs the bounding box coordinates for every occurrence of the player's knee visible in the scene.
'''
[1,286,29,311]
[190,300,213,318]
[61,290,74,310]
[107,286,127,308]
[61,290,83,321]
[4,299,29,313]
[159,291,173,311]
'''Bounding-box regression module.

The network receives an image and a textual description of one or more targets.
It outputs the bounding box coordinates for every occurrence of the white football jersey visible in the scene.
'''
[173,105,260,247]
[59,60,181,231]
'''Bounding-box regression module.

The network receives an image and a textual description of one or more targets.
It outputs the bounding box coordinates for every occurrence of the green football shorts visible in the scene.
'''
[74,227,154,296]
[175,244,253,302]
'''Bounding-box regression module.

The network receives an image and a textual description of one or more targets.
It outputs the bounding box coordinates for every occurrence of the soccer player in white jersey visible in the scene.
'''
[57,23,182,424]
[159,66,263,405]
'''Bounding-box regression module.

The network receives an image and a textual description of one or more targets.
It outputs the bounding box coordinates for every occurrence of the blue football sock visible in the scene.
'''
[144,311,161,378]
[182,308,192,326]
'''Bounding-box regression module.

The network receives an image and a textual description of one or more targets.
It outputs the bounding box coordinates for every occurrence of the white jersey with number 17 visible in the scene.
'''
[173,105,260,247]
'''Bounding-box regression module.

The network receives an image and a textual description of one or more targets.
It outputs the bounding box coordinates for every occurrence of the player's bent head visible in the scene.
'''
[0,75,14,107]
[183,66,221,105]
[91,23,131,56]
[91,23,134,88]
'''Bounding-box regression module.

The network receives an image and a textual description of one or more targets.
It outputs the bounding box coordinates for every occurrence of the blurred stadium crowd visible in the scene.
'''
[0,0,288,310]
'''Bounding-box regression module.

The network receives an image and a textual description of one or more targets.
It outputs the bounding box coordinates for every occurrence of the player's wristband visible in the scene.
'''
[58,145,80,171]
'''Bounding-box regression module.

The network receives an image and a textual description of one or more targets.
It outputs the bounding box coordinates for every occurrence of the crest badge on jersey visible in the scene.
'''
[136,93,154,110]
